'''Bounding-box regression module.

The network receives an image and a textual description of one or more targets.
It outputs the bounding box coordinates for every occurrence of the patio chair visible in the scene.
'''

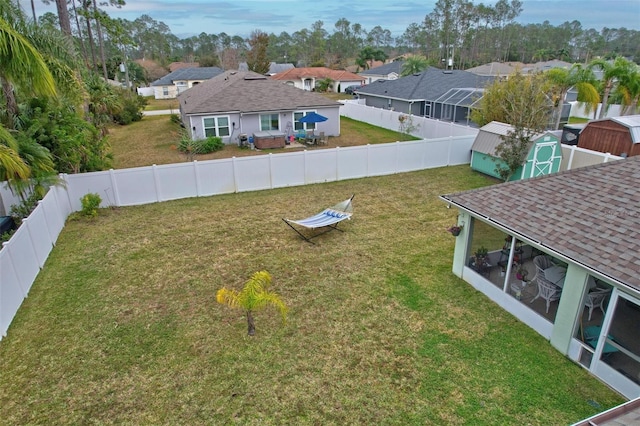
[584,287,612,320]
[282,195,354,244]
[530,275,562,313]
[532,255,554,283]
[318,131,327,145]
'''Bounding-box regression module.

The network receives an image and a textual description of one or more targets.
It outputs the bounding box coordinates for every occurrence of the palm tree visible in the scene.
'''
[0,16,56,129]
[545,65,599,129]
[216,271,288,336]
[400,55,430,77]
[615,65,640,116]
[589,57,635,119]
[0,126,30,181]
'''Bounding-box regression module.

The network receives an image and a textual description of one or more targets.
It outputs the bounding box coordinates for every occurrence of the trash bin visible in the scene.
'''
[238,133,248,147]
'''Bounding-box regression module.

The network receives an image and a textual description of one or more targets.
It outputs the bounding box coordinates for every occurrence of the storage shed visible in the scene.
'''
[577,114,640,157]
[470,121,562,181]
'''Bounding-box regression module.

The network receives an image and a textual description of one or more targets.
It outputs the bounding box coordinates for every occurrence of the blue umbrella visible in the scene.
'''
[298,112,328,123]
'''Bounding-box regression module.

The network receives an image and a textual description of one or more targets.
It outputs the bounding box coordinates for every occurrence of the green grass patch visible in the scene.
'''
[0,166,623,424]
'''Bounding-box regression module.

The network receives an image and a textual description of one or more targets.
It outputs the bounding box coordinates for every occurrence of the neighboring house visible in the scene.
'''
[270,67,364,93]
[470,121,562,181]
[577,115,640,157]
[355,67,495,124]
[150,67,224,99]
[178,71,341,145]
[440,155,640,399]
[238,62,295,76]
[358,61,403,85]
[466,60,573,78]
[169,62,199,72]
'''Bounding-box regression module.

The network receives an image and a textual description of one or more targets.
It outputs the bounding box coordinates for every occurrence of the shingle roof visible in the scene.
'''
[178,71,339,115]
[270,67,364,82]
[441,156,640,291]
[471,121,551,156]
[356,67,495,101]
[151,67,224,86]
[359,61,403,76]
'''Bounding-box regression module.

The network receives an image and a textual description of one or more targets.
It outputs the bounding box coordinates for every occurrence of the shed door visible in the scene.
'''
[530,142,558,178]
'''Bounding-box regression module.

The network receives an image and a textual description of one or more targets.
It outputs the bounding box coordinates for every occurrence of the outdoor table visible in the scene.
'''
[544,265,567,287]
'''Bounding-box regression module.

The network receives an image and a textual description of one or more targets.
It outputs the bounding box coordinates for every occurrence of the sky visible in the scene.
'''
[21,0,640,39]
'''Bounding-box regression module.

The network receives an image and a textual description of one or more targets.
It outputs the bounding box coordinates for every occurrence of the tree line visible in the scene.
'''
[34,0,640,86]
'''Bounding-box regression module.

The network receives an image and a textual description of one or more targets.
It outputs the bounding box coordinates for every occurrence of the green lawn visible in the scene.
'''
[0,166,623,424]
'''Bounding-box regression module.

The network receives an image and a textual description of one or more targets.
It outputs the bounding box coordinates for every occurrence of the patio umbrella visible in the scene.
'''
[298,111,328,123]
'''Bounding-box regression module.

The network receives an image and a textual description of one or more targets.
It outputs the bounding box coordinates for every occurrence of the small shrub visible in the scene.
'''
[200,136,224,153]
[10,192,41,226]
[170,114,182,125]
[80,193,102,217]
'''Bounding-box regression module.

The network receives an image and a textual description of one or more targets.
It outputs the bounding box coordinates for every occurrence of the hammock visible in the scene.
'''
[282,195,354,243]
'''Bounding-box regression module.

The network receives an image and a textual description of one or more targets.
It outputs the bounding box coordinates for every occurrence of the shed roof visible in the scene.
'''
[441,155,640,293]
[585,114,640,144]
[470,121,554,156]
[178,71,339,115]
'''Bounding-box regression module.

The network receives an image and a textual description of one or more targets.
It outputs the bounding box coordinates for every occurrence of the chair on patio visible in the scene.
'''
[317,131,327,145]
[584,287,612,320]
[530,275,562,313]
[532,255,554,283]
[282,195,354,244]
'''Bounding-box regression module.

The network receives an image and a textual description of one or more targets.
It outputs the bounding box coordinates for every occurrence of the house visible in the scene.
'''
[355,67,495,124]
[178,71,341,146]
[358,61,403,85]
[150,67,224,99]
[440,155,640,398]
[470,121,562,181]
[238,62,295,76]
[270,67,364,93]
[577,115,640,157]
[168,62,200,72]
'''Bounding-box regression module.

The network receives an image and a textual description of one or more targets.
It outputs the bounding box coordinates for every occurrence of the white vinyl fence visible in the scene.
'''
[339,100,479,139]
[0,136,474,339]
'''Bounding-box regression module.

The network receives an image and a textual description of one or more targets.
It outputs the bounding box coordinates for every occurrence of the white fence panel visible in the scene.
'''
[397,141,429,172]
[304,150,339,184]
[270,151,306,188]
[0,248,24,337]
[112,167,157,206]
[448,137,475,165]
[156,163,198,201]
[196,159,236,196]
[234,156,272,193]
[64,171,113,210]
[337,146,368,180]
[21,204,53,268]
[2,225,40,296]
[367,144,402,176]
[0,183,21,216]
[41,186,72,242]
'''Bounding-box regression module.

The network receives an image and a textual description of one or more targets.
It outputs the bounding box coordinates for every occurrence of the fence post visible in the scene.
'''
[152,164,162,202]
[231,157,239,193]
[108,169,121,207]
[604,152,612,163]
[567,146,576,170]
[366,144,370,177]
[193,160,201,197]
[268,153,274,189]
[304,150,308,185]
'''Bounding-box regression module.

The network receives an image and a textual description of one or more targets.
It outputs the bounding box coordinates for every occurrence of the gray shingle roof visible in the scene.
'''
[441,156,640,291]
[178,71,339,115]
[151,67,224,86]
[360,61,403,76]
[471,121,551,156]
[357,67,495,101]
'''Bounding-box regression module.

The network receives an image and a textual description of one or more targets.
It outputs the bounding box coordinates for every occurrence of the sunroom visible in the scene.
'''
[440,156,640,399]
